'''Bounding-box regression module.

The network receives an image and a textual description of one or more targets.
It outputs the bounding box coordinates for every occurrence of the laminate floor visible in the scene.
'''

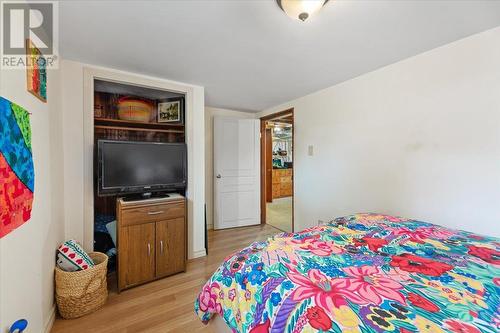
[51,224,281,333]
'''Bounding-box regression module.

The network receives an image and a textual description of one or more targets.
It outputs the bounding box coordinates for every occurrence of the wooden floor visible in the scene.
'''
[51,224,280,333]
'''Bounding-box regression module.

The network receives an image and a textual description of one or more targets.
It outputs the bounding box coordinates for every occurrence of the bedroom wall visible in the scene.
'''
[205,107,255,229]
[259,26,500,237]
[0,67,65,330]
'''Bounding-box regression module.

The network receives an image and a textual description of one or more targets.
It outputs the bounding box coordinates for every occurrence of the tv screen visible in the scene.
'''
[98,140,187,196]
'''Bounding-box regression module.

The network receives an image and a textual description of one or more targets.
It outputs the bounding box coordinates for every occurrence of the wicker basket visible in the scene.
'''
[55,252,108,319]
[117,98,152,122]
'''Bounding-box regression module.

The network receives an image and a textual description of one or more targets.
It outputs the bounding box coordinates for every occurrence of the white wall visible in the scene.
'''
[205,107,255,229]
[259,27,500,237]
[60,61,85,243]
[0,67,65,330]
[60,60,206,259]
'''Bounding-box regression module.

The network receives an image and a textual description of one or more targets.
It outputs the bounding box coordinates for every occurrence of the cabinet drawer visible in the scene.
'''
[281,176,291,183]
[272,174,280,184]
[280,183,292,196]
[272,186,280,198]
[121,202,185,226]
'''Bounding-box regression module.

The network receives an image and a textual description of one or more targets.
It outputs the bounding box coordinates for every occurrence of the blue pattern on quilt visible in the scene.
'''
[0,97,35,191]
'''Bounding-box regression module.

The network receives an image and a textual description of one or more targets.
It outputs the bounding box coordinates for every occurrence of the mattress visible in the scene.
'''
[195,213,500,333]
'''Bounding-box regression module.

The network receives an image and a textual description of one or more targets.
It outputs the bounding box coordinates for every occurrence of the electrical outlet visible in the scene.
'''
[308,145,314,156]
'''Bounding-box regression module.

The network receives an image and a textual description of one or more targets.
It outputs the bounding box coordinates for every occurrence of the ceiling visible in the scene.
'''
[60,1,500,112]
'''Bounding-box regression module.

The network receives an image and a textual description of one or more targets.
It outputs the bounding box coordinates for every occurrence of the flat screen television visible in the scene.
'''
[97,140,187,196]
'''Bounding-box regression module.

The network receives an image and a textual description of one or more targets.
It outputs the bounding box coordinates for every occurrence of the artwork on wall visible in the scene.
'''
[0,97,35,238]
[26,39,47,103]
[158,97,184,124]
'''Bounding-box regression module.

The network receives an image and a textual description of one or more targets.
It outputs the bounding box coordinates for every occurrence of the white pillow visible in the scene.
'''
[56,239,94,272]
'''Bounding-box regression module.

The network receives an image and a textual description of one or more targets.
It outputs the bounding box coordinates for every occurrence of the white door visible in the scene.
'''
[214,117,260,230]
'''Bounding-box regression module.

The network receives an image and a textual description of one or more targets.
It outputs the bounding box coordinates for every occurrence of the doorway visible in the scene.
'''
[260,109,294,232]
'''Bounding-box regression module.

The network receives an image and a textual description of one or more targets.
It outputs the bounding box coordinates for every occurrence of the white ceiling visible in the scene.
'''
[60,0,500,112]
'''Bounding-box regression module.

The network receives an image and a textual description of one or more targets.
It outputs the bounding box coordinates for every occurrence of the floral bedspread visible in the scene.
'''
[195,214,500,333]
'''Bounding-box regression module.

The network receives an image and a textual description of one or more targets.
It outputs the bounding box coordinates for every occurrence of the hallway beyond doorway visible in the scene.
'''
[266,197,292,232]
[260,108,294,233]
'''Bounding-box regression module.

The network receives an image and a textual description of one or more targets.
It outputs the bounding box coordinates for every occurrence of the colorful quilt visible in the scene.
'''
[195,214,500,333]
[0,97,34,238]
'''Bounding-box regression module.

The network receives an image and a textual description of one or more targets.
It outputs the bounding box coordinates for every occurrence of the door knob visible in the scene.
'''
[216,174,221,178]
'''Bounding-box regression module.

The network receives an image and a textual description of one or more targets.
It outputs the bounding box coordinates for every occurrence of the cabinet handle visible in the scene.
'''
[147,243,151,256]
[160,240,164,254]
[147,211,164,215]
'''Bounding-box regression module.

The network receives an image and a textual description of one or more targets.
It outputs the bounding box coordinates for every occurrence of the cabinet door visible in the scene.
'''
[119,223,155,289]
[156,218,186,278]
[272,184,281,199]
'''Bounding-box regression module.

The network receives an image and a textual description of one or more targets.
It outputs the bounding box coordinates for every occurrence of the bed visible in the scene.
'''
[195,213,499,333]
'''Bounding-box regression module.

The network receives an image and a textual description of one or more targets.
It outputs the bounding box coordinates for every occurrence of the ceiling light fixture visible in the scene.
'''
[276,0,328,22]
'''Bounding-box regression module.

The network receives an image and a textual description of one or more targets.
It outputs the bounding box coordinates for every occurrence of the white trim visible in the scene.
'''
[192,249,207,258]
[81,64,206,259]
[44,305,56,333]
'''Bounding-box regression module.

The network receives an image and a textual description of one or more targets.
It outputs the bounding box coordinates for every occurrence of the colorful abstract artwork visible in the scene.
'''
[196,214,500,333]
[26,39,47,103]
[0,97,34,238]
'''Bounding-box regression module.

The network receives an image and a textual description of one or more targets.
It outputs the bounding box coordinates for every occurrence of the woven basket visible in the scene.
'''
[55,252,108,319]
[117,98,152,122]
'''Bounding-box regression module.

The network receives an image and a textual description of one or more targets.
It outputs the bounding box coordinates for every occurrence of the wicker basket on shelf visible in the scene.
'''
[55,252,108,319]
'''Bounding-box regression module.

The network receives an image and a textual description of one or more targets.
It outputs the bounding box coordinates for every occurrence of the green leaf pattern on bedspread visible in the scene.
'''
[195,213,500,333]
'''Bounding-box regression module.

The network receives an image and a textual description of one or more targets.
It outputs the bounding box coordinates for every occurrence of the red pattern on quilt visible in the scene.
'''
[0,152,33,237]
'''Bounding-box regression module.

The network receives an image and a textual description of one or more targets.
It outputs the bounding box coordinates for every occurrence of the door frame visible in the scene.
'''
[260,108,294,232]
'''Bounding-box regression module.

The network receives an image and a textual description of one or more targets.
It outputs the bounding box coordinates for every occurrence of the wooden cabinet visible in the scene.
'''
[119,223,156,287]
[117,195,186,291]
[272,168,293,199]
[155,218,185,278]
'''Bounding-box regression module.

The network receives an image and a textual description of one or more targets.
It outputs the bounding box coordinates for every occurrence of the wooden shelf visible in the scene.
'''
[95,125,184,134]
[94,117,184,130]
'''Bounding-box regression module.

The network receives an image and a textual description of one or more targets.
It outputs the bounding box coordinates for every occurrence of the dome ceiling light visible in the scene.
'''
[276,0,329,22]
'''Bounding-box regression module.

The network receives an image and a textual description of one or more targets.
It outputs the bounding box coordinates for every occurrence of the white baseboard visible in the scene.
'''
[44,305,56,333]
[191,249,207,259]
